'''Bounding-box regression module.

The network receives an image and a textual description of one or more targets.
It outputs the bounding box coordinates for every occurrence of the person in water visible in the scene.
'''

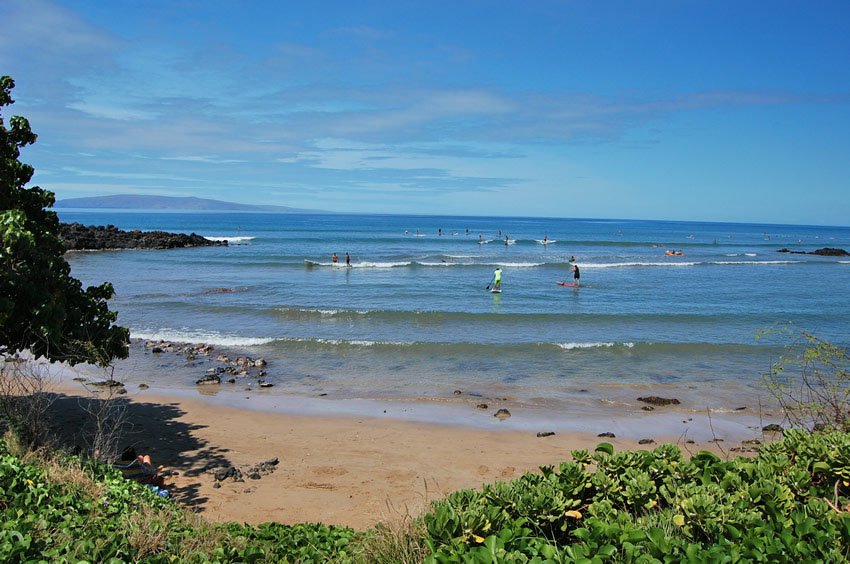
[572,263,580,286]
[505,234,510,245]
[345,252,351,267]
[331,253,338,263]
[493,267,502,290]
[569,255,576,263]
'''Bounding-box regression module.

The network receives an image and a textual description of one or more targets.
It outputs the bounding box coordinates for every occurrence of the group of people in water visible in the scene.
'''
[330,252,351,266]
[490,256,579,291]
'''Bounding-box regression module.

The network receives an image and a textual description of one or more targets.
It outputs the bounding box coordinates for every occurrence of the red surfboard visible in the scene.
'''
[556,281,578,287]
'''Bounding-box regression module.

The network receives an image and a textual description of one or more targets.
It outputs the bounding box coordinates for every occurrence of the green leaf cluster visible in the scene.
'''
[1,76,128,365]
[0,439,359,562]
[423,431,850,562]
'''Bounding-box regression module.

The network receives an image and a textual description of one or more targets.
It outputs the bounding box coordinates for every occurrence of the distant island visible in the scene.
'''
[54,194,322,213]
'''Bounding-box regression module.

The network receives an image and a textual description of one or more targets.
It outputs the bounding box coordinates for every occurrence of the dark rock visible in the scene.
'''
[227,378,236,384]
[212,481,221,489]
[494,408,511,420]
[638,438,655,445]
[151,346,163,353]
[196,374,221,385]
[735,406,747,411]
[777,247,849,256]
[59,222,227,251]
[709,438,724,442]
[642,406,655,411]
[637,396,680,406]
[453,389,462,395]
[476,403,488,409]
[685,440,695,444]
[259,382,273,388]
[812,247,850,256]
[598,432,616,438]
[90,380,124,388]
[138,383,149,390]
[536,431,555,438]
[762,423,784,433]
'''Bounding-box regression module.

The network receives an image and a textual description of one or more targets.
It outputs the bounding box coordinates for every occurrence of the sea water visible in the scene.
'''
[57,211,850,429]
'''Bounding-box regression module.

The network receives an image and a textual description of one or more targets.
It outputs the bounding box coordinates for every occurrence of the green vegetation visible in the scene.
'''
[1,75,128,366]
[762,324,850,432]
[2,430,849,562]
[0,436,360,562]
[423,432,850,562]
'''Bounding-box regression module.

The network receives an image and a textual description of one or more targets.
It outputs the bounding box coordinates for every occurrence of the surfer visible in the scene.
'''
[569,255,576,263]
[571,263,580,287]
[492,267,502,291]
[331,253,339,264]
[345,252,351,267]
[505,234,509,246]
[543,234,548,244]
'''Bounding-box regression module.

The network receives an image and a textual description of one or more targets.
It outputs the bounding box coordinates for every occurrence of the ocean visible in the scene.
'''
[57,211,850,435]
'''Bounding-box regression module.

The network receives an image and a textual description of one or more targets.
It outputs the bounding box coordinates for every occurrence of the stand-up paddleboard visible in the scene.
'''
[556,281,578,287]
[536,239,557,245]
[490,288,502,293]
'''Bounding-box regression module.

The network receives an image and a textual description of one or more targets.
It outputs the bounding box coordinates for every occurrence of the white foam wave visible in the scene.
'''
[494,262,544,268]
[478,239,493,244]
[132,329,274,347]
[351,261,411,268]
[725,253,757,257]
[204,236,256,244]
[535,239,557,245]
[714,260,800,265]
[557,342,635,350]
[582,262,698,268]
[839,261,850,264]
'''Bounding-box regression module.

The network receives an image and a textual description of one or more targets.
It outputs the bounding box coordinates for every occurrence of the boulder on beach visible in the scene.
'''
[637,396,680,406]
[196,374,221,385]
[494,408,511,420]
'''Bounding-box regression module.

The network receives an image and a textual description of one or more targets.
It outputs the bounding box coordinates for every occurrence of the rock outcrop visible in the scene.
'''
[60,222,227,251]
[776,247,849,256]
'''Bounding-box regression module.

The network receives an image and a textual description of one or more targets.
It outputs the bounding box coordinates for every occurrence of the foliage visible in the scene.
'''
[423,432,850,562]
[3,431,850,562]
[0,438,361,562]
[761,324,850,432]
[0,75,128,366]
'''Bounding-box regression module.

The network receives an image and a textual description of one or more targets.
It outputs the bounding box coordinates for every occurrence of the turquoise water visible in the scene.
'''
[58,211,850,417]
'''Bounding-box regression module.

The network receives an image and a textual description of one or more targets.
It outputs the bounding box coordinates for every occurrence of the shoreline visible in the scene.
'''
[47,371,773,530]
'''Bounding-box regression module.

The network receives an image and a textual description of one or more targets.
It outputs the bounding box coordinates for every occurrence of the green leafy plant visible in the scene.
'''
[761,324,850,432]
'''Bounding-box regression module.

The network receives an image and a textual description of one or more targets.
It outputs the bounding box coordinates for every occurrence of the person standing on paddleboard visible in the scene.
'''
[571,263,580,287]
[492,267,502,291]
[345,252,351,267]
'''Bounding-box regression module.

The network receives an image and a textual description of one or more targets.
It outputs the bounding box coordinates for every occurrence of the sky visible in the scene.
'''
[1,0,849,225]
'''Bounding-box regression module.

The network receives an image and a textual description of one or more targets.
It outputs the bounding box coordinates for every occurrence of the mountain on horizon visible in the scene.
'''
[54,194,322,213]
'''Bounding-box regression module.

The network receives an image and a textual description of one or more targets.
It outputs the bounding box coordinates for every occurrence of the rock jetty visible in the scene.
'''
[60,222,226,251]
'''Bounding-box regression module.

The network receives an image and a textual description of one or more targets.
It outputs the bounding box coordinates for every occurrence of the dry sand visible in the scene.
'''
[46,384,746,530]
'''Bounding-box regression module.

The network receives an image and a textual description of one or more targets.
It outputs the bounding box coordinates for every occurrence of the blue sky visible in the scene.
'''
[1,0,849,225]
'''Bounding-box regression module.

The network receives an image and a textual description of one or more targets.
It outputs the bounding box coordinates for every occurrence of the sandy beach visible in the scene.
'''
[47,378,760,531]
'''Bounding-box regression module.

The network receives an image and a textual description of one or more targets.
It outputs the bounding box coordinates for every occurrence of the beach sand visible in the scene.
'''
[46,382,755,530]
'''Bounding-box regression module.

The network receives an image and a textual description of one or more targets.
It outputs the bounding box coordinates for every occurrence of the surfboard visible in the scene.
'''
[536,239,557,245]
[490,288,502,293]
[556,281,578,287]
